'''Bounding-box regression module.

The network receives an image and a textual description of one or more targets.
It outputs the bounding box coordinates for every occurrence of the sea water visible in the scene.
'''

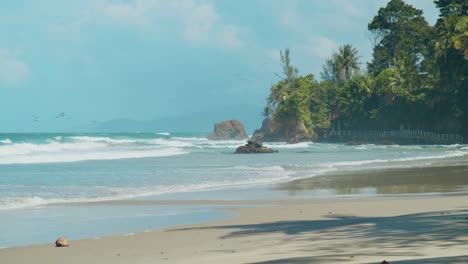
[0,132,467,247]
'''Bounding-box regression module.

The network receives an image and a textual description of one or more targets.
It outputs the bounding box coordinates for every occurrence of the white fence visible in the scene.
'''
[328,130,464,144]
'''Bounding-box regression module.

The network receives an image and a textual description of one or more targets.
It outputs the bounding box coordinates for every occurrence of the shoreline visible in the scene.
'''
[1,161,468,244]
[4,154,468,211]
[1,195,467,263]
[2,160,468,262]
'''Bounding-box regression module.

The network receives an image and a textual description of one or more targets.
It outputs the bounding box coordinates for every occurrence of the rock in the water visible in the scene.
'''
[251,118,312,144]
[207,119,248,140]
[55,237,70,247]
[235,139,278,154]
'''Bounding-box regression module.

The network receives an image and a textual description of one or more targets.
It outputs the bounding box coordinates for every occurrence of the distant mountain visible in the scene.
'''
[93,104,264,134]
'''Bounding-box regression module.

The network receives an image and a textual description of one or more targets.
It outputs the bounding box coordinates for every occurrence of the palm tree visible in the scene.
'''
[280,49,299,87]
[335,44,361,85]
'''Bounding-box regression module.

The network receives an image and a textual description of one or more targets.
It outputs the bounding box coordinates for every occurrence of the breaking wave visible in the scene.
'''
[0,135,189,165]
[0,165,291,210]
[0,138,12,144]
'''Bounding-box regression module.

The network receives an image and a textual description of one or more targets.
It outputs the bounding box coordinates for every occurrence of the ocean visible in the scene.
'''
[0,132,467,247]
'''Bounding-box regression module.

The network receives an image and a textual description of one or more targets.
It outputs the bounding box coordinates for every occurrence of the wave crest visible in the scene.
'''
[0,138,12,144]
[0,137,187,164]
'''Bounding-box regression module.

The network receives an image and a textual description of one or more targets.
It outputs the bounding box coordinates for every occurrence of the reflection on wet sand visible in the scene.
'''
[277,165,468,196]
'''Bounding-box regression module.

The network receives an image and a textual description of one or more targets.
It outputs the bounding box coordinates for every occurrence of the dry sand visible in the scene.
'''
[1,195,467,264]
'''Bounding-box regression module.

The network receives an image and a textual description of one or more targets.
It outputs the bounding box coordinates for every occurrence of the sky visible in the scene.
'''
[0,0,439,132]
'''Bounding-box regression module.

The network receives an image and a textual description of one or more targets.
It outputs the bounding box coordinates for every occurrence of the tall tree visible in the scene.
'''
[267,49,301,120]
[279,49,299,87]
[321,44,361,85]
[335,44,361,84]
[434,0,467,19]
[367,0,432,76]
[433,0,468,136]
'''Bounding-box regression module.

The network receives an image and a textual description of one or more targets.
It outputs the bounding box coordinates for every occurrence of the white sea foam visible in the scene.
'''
[0,141,106,156]
[147,138,194,147]
[324,150,467,168]
[324,159,389,167]
[70,136,136,144]
[1,196,49,210]
[0,147,187,165]
[171,136,208,142]
[0,165,292,210]
[395,150,467,161]
[156,132,171,136]
[168,137,247,149]
[70,135,196,148]
[0,134,195,164]
[1,134,467,210]
[284,149,468,180]
[285,158,464,188]
[444,144,463,148]
[0,138,12,144]
[264,142,313,149]
[221,165,287,174]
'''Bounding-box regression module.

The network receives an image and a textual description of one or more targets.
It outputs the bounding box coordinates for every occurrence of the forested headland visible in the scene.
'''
[257,0,467,143]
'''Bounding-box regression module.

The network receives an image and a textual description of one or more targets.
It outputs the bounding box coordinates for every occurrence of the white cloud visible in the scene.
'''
[266,49,281,63]
[305,36,339,59]
[328,0,366,18]
[49,18,86,43]
[94,0,244,49]
[0,48,30,85]
[220,25,244,49]
[102,1,152,29]
[181,1,218,44]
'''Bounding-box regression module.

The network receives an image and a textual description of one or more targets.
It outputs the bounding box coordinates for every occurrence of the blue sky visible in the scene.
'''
[0,0,439,132]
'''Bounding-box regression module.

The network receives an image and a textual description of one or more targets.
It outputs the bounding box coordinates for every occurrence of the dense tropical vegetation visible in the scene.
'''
[263,0,467,142]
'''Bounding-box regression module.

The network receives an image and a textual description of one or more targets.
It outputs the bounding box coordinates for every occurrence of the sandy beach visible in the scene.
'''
[2,0,467,263]
[1,193,467,264]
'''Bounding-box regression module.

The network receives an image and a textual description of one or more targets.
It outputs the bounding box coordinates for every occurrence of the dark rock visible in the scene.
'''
[251,118,312,143]
[207,120,248,140]
[235,140,278,154]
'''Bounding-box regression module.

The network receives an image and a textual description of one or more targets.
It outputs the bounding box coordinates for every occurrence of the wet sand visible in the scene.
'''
[1,195,468,263]
[278,164,468,196]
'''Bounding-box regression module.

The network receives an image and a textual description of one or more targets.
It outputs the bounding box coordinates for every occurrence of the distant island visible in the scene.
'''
[253,0,467,144]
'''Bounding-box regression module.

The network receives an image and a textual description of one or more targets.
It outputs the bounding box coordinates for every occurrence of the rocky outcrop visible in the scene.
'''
[208,119,248,140]
[55,237,70,247]
[251,118,312,143]
[235,139,278,154]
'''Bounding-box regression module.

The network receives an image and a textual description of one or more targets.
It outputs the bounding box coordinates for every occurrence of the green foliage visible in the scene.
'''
[367,0,432,76]
[432,0,468,137]
[266,50,328,136]
[434,0,467,19]
[453,16,468,59]
[275,76,314,126]
[262,0,467,141]
[280,49,299,87]
[339,76,373,129]
[321,44,361,85]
